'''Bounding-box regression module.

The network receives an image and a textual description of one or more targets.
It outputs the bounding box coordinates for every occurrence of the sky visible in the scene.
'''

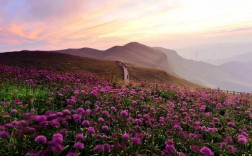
[1,0,252,56]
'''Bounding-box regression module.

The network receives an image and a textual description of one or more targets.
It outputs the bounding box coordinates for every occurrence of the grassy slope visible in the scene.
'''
[0,51,123,79]
[126,64,200,87]
[0,51,199,86]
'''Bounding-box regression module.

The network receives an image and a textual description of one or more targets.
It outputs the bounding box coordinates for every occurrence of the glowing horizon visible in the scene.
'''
[1,0,252,52]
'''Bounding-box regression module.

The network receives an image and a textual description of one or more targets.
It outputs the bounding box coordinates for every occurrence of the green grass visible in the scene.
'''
[0,82,47,102]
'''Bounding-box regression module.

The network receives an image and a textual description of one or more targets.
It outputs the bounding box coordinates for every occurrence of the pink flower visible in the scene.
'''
[122,133,130,139]
[238,137,247,144]
[200,146,214,156]
[35,135,47,144]
[131,137,141,145]
[52,133,63,143]
[72,114,82,122]
[81,120,90,126]
[102,125,109,131]
[73,142,85,149]
[0,131,10,138]
[227,122,235,127]
[75,133,85,141]
[98,118,104,122]
[87,127,95,135]
[10,109,18,114]
[120,110,128,117]
[66,152,78,156]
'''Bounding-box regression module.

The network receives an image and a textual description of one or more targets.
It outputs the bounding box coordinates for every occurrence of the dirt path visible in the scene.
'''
[117,61,129,83]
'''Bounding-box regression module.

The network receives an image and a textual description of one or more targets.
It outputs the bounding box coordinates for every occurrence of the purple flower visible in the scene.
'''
[102,110,110,117]
[173,124,183,131]
[98,118,104,122]
[102,125,109,131]
[73,142,85,149]
[159,117,165,123]
[10,109,18,114]
[94,144,110,153]
[122,133,130,139]
[62,109,71,115]
[34,115,47,122]
[66,152,78,156]
[52,133,63,143]
[190,145,200,152]
[87,127,95,135]
[0,131,10,138]
[227,122,235,127]
[131,137,141,145]
[35,135,47,144]
[50,142,64,153]
[111,107,117,112]
[238,137,247,144]
[241,132,248,137]
[200,146,214,156]
[81,120,90,126]
[94,144,105,152]
[120,110,128,117]
[226,145,236,152]
[213,117,219,122]
[178,152,187,156]
[162,139,175,155]
[72,114,82,122]
[75,133,85,141]
[127,117,135,122]
[77,108,85,114]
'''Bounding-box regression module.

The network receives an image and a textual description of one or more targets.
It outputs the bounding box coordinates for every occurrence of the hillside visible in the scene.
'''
[0,51,194,85]
[57,42,171,72]
[2,42,251,91]
[56,42,252,92]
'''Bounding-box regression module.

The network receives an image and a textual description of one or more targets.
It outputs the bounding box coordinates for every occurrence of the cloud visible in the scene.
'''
[0,0,252,52]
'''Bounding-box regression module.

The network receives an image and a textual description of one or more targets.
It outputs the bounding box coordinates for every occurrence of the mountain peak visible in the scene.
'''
[124,42,147,47]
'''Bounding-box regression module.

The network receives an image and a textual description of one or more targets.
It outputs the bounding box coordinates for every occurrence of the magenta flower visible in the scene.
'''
[98,118,104,122]
[66,152,78,156]
[52,133,63,143]
[102,125,109,131]
[87,127,95,135]
[77,108,85,114]
[127,117,135,122]
[226,145,236,152]
[34,115,47,122]
[227,122,235,127]
[120,110,128,117]
[200,146,214,156]
[178,152,187,156]
[241,132,248,137]
[75,133,85,141]
[173,124,183,131]
[0,131,10,138]
[73,142,85,149]
[62,109,71,115]
[81,120,90,126]
[35,135,47,144]
[131,137,141,145]
[94,144,111,153]
[213,117,219,122]
[238,137,247,144]
[111,107,117,112]
[72,114,82,122]
[122,133,130,139]
[10,109,18,114]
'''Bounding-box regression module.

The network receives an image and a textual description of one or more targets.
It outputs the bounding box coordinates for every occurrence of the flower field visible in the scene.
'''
[0,65,251,156]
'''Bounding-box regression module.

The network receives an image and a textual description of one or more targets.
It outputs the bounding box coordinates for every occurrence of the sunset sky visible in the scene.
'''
[1,0,252,53]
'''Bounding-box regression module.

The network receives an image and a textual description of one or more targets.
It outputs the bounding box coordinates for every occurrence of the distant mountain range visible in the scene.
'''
[1,42,252,92]
[55,42,252,92]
